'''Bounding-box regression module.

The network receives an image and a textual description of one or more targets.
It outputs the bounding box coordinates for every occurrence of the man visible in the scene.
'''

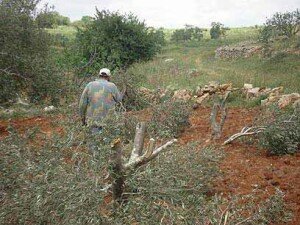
[79,68,123,133]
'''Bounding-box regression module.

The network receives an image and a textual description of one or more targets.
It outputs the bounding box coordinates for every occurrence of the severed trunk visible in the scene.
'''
[210,92,230,140]
[109,123,177,201]
[111,139,125,202]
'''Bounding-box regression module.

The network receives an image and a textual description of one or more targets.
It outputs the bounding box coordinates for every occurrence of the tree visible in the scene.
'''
[75,9,165,75]
[36,9,71,28]
[267,9,300,38]
[0,0,62,104]
[260,9,300,42]
[210,22,229,39]
[35,4,55,28]
[171,25,204,42]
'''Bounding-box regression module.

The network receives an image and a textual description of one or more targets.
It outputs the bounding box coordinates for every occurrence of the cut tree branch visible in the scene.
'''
[223,126,266,145]
[107,123,177,200]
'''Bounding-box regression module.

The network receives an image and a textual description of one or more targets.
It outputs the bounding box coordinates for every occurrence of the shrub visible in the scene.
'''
[210,22,229,39]
[0,0,62,105]
[260,108,300,155]
[171,25,204,42]
[36,9,71,28]
[259,9,300,43]
[149,100,191,138]
[74,9,165,76]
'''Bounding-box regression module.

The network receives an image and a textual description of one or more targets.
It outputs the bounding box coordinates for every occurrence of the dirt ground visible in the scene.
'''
[180,106,300,225]
[1,107,299,224]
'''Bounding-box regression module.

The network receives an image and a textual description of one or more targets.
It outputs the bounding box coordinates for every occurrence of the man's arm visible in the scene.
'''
[79,85,89,125]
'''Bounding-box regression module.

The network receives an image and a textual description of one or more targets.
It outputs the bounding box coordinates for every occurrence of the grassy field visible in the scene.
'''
[131,28,300,93]
[48,25,300,93]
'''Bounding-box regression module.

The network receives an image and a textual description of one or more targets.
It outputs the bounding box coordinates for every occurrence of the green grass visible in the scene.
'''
[48,25,300,93]
[130,29,300,94]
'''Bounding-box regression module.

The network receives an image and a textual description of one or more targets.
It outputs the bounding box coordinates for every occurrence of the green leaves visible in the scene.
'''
[75,9,165,75]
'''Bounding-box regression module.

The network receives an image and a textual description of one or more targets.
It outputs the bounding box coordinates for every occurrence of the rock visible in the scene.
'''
[278,93,300,109]
[195,86,203,97]
[173,89,192,102]
[138,87,155,100]
[219,83,232,91]
[244,83,253,89]
[44,105,56,112]
[195,93,210,104]
[246,87,260,98]
[270,86,284,96]
[215,42,262,59]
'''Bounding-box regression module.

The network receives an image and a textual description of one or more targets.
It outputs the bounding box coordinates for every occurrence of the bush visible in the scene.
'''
[171,25,204,42]
[260,109,300,155]
[36,9,71,28]
[210,22,229,39]
[149,100,191,138]
[259,9,300,43]
[74,9,165,76]
[0,0,62,105]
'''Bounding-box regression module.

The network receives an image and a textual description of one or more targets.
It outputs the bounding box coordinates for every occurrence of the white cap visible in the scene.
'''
[99,68,111,77]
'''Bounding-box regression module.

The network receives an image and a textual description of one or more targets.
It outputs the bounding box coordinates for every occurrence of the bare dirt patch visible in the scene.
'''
[179,106,300,225]
[1,107,299,224]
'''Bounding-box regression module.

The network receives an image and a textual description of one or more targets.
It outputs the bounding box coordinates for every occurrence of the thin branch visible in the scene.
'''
[223,126,266,145]
[124,139,177,170]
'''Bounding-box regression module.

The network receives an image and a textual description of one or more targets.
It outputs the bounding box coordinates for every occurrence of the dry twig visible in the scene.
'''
[223,126,266,145]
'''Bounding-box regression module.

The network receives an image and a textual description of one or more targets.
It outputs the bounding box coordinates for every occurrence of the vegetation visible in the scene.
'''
[149,100,191,138]
[260,107,300,155]
[0,0,62,105]
[75,9,165,76]
[171,25,205,42]
[0,118,291,224]
[36,8,71,28]
[260,9,300,42]
[210,22,229,39]
[1,2,300,224]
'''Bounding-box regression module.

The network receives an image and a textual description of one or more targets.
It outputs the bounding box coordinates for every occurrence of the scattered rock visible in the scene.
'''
[246,87,260,98]
[195,93,209,104]
[173,89,192,101]
[244,83,253,89]
[278,93,300,109]
[215,42,262,59]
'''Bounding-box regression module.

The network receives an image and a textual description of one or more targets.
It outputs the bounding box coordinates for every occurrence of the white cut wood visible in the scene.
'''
[223,126,266,145]
[124,139,177,169]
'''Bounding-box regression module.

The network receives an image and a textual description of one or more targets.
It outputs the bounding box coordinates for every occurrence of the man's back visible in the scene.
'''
[79,79,122,125]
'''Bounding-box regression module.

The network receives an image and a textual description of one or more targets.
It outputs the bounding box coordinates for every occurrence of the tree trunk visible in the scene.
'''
[111,139,125,202]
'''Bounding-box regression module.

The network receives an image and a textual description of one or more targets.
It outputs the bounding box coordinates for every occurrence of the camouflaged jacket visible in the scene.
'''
[79,79,122,125]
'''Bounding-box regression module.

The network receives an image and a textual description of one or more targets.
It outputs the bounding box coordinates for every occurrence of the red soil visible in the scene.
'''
[1,107,299,224]
[179,106,300,225]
